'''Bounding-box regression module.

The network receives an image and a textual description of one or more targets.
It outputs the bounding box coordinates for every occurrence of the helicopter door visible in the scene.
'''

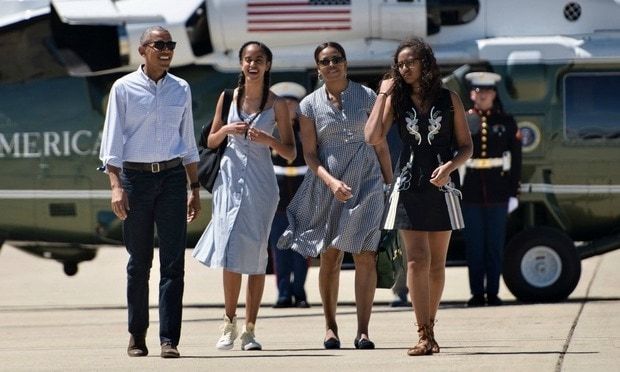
[556,71,620,238]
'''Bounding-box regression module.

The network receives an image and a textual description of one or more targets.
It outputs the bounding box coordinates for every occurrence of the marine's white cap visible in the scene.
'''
[465,72,502,88]
[271,81,306,101]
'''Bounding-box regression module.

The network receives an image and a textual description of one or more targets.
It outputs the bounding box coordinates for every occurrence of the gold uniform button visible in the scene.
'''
[481,151,487,157]
[481,144,487,149]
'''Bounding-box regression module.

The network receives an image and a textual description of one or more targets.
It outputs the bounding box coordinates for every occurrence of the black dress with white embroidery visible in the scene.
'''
[393,88,461,231]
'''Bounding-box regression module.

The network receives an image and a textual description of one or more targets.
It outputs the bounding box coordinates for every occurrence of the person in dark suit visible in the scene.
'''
[268,81,311,309]
[461,72,522,307]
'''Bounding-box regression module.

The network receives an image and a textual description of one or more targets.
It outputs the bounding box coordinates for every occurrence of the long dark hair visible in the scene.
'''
[388,37,441,123]
[237,41,272,113]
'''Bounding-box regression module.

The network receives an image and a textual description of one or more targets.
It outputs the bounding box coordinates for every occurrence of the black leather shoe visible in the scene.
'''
[390,291,410,307]
[273,298,294,308]
[127,334,148,357]
[467,295,486,307]
[160,342,180,358]
[295,300,310,308]
[354,337,375,350]
[389,297,411,308]
[323,337,341,349]
[487,295,504,306]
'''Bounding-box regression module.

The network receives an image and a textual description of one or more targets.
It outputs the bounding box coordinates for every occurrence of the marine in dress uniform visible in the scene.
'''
[268,82,311,308]
[461,72,522,307]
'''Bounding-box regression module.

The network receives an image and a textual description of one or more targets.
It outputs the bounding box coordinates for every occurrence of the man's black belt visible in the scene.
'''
[122,158,182,173]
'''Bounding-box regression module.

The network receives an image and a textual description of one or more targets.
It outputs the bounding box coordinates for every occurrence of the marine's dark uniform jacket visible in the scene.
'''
[462,108,522,205]
[272,118,306,213]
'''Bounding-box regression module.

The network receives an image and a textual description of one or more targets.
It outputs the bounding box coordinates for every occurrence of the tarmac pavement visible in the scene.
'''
[0,242,618,371]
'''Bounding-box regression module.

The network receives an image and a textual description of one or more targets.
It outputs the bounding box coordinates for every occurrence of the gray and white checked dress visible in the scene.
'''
[277,81,384,257]
[193,97,279,274]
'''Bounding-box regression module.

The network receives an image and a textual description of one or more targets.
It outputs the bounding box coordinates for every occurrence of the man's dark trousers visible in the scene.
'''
[121,164,187,346]
[462,204,508,297]
[270,211,308,303]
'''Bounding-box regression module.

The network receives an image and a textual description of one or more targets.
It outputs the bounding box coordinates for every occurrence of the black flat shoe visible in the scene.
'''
[323,337,341,349]
[354,337,375,350]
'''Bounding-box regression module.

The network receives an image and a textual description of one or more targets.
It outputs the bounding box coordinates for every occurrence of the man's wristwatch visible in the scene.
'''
[190,182,200,190]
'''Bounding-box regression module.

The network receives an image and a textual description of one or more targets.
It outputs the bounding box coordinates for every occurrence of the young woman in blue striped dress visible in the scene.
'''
[193,41,296,351]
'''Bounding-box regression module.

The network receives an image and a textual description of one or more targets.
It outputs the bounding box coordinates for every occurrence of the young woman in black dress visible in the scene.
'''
[365,37,472,356]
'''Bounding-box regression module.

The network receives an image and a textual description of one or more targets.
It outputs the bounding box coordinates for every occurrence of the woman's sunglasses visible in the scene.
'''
[318,56,346,67]
[396,59,419,70]
[144,40,177,51]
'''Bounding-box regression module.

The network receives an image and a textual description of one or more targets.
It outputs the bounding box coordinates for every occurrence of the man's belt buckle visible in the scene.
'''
[284,167,297,177]
[151,162,161,173]
[478,159,491,168]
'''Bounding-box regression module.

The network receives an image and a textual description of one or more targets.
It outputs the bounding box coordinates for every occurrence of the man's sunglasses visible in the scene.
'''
[144,40,177,51]
[317,56,346,67]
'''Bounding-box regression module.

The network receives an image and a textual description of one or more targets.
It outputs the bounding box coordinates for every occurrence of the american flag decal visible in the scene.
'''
[247,0,352,32]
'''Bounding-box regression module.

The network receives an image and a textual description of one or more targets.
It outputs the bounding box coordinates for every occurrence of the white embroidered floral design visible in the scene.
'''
[427,106,442,145]
[405,107,421,145]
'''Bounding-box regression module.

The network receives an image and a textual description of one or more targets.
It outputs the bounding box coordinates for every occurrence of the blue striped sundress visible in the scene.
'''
[193,98,279,274]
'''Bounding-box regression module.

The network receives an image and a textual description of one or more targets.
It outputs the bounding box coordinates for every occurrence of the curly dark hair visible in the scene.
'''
[387,37,441,123]
[236,41,273,113]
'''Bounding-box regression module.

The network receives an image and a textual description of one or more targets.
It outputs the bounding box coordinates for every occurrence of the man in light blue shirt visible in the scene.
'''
[99,26,200,359]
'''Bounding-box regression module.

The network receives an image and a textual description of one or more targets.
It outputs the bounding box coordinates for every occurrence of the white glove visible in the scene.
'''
[508,197,519,214]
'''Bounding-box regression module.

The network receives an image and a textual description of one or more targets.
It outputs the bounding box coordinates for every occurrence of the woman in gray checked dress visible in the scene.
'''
[278,42,393,350]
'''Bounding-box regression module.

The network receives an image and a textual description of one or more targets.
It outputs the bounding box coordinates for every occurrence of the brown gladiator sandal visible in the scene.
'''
[429,319,440,353]
[407,324,433,356]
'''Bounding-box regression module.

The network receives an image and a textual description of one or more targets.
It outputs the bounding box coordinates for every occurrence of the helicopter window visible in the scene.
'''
[185,2,213,57]
[564,73,620,141]
[426,0,480,27]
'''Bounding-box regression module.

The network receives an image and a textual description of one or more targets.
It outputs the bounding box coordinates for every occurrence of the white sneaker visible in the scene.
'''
[215,315,238,350]
[240,323,262,351]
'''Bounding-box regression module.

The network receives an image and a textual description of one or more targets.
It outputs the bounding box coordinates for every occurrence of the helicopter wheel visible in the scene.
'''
[63,262,79,276]
[503,227,581,302]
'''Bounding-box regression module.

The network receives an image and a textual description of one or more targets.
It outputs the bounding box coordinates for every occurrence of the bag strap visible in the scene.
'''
[220,88,234,124]
[201,89,234,146]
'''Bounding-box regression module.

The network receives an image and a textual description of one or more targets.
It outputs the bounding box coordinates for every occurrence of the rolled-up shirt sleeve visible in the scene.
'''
[180,85,199,165]
[99,82,126,170]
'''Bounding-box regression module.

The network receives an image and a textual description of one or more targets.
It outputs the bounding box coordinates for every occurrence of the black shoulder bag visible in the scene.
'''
[197,89,234,192]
